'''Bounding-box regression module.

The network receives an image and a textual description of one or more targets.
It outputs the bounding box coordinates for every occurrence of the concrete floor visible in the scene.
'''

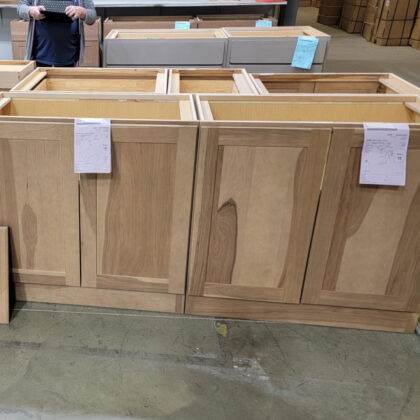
[1,8,420,420]
[0,301,419,420]
[297,7,420,86]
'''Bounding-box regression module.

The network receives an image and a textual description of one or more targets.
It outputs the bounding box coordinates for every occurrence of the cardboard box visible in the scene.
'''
[363,0,418,46]
[103,16,197,37]
[317,0,344,25]
[409,4,420,49]
[196,14,277,28]
[340,0,367,33]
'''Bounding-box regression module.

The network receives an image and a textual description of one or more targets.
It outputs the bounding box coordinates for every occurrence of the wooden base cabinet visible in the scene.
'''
[0,93,197,314]
[302,127,420,313]
[186,95,420,333]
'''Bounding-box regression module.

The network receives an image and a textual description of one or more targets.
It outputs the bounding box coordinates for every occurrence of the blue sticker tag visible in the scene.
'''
[255,20,272,28]
[291,36,319,70]
[175,21,191,29]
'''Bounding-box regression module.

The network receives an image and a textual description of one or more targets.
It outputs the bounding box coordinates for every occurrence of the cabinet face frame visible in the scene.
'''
[0,60,35,90]
[302,127,420,313]
[11,68,168,94]
[187,123,331,304]
[80,123,198,296]
[250,72,420,96]
[168,68,257,94]
[0,121,80,287]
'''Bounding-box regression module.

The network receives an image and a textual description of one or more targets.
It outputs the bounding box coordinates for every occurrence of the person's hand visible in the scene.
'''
[29,6,46,20]
[65,6,86,20]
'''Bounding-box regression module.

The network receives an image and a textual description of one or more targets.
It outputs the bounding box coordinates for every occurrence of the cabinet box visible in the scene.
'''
[168,68,257,94]
[187,94,420,332]
[0,60,35,90]
[195,14,277,28]
[11,67,168,93]
[250,72,420,95]
[0,92,197,313]
[104,16,197,37]
[224,26,330,73]
[104,29,228,68]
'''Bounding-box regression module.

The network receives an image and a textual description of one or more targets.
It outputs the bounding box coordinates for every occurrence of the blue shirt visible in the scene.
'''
[33,18,80,66]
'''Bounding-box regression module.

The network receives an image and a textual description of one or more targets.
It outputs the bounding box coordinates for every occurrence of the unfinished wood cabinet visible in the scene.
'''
[103,16,197,37]
[12,68,168,93]
[0,61,35,90]
[0,92,197,313]
[168,69,257,94]
[251,72,420,95]
[0,227,8,324]
[195,14,277,28]
[0,112,80,287]
[189,97,331,305]
[302,127,420,313]
[186,95,420,333]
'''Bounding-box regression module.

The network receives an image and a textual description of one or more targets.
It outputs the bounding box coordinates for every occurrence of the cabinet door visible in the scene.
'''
[302,128,420,312]
[80,124,197,295]
[0,122,80,286]
[188,126,331,304]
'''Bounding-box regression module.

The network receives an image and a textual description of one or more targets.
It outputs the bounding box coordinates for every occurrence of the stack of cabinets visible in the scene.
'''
[0,93,197,313]
[187,96,420,333]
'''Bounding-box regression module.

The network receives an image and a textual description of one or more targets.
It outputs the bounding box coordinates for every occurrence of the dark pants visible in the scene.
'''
[36,62,76,68]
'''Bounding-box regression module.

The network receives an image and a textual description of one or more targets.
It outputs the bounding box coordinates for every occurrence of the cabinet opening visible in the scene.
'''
[203,100,420,123]
[0,97,188,120]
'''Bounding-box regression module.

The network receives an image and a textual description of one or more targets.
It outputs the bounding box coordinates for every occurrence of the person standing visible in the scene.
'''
[17,0,96,67]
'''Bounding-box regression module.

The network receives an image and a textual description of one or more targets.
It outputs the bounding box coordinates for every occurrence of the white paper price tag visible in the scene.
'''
[74,118,111,174]
[360,123,409,186]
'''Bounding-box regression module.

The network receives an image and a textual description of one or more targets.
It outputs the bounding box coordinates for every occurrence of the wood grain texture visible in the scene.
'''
[81,124,197,296]
[303,128,420,312]
[0,122,80,287]
[188,126,330,304]
[12,67,168,93]
[185,295,419,333]
[15,283,183,313]
[250,73,420,95]
[0,227,8,324]
[168,69,257,94]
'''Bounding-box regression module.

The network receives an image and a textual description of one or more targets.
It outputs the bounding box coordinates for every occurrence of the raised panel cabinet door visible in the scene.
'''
[188,126,331,304]
[302,128,420,312]
[0,122,80,287]
[80,124,197,296]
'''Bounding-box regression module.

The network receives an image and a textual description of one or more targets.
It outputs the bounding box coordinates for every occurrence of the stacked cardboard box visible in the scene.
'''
[363,0,418,46]
[317,0,345,25]
[340,0,367,33]
[10,19,101,66]
[409,4,420,49]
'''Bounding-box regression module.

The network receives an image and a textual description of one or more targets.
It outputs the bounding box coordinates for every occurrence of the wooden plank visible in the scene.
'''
[0,227,9,324]
[15,283,182,313]
[186,296,419,333]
